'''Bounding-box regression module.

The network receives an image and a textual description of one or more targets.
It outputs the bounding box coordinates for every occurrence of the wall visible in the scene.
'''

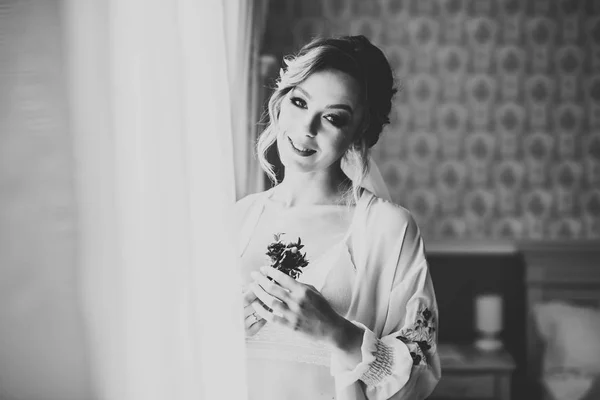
[262,0,600,242]
[0,1,91,399]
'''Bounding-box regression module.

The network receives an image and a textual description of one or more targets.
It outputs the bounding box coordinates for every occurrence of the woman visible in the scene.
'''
[235,35,440,400]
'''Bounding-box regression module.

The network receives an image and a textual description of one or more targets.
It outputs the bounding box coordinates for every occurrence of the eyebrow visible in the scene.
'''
[294,87,354,115]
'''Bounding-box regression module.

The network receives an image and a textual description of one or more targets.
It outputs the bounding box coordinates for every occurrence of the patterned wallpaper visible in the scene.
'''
[262,0,600,242]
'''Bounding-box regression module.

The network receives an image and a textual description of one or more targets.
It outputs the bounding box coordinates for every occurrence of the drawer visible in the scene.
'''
[430,374,495,399]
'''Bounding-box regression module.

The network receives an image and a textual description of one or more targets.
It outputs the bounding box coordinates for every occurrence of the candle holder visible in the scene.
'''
[475,330,503,352]
[474,294,504,352]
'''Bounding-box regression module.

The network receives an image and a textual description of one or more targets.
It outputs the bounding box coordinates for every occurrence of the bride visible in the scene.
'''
[235,35,441,400]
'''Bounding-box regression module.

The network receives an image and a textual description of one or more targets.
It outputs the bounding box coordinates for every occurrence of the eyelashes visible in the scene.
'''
[325,114,345,128]
[290,97,307,109]
[289,96,347,128]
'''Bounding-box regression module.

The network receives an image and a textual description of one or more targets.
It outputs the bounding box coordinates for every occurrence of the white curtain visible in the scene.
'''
[225,0,269,199]
[62,0,255,399]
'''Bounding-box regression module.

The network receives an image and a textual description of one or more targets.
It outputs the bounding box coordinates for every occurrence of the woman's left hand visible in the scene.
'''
[249,266,346,346]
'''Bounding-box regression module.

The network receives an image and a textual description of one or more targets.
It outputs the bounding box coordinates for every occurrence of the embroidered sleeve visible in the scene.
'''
[354,305,438,387]
[329,321,414,391]
[360,338,395,386]
[330,206,441,400]
[330,305,439,398]
[398,306,437,367]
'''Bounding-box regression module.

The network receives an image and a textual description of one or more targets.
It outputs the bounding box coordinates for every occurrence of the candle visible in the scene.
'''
[475,294,503,334]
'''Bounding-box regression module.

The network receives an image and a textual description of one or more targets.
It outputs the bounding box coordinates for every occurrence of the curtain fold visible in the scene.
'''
[63,1,249,399]
[226,0,270,199]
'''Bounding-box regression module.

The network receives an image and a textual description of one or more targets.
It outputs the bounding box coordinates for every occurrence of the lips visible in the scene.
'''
[287,136,316,156]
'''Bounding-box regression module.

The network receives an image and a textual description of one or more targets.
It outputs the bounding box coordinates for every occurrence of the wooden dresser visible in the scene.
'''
[430,344,515,400]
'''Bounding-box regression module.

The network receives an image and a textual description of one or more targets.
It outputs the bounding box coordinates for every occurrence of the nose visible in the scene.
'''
[303,113,319,138]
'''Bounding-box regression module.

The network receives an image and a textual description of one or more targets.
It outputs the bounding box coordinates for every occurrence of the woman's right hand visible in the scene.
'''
[243,287,266,336]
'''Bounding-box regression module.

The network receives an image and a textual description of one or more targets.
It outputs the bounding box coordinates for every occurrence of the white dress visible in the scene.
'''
[235,188,441,400]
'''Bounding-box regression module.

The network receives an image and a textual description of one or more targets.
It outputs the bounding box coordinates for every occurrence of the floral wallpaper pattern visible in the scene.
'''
[262,0,600,241]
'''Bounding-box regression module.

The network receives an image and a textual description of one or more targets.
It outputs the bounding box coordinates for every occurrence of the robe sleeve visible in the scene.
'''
[330,209,441,400]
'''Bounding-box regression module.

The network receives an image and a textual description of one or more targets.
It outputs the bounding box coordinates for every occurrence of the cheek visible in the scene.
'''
[277,103,294,130]
[321,135,352,161]
[334,130,355,151]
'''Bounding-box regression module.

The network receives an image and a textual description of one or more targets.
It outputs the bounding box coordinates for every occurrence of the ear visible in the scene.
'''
[352,132,369,149]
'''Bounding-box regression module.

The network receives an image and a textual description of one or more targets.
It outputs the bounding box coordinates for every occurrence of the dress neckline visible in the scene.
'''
[262,186,363,245]
[238,187,373,260]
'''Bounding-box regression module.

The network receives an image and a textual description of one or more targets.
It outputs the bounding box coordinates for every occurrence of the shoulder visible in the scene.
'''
[234,191,265,211]
[233,190,269,218]
[360,192,429,284]
[362,190,420,240]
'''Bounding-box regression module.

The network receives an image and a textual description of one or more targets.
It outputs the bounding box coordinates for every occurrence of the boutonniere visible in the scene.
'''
[266,233,309,279]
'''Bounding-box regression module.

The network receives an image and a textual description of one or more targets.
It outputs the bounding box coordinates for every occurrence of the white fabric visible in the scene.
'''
[235,188,441,400]
[242,192,356,377]
[331,322,413,391]
[240,194,354,286]
[225,0,270,199]
[64,1,248,399]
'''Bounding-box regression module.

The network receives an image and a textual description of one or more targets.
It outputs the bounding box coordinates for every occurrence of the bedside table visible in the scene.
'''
[429,344,516,400]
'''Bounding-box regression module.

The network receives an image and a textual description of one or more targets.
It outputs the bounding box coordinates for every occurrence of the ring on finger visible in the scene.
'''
[248,312,259,325]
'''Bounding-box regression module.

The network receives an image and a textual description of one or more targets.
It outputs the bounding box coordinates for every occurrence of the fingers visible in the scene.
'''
[245,317,266,336]
[259,266,300,292]
[252,301,288,326]
[242,288,258,306]
[244,302,257,317]
[244,311,266,337]
[250,276,301,331]
[251,271,293,304]
[244,310,260,324]
[259,266,312,304]
[244,267,310,333]
[250,279,296,318]
[242,286,266,336]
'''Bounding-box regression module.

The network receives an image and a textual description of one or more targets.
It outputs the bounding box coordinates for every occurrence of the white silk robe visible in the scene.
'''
[235,188,441,400]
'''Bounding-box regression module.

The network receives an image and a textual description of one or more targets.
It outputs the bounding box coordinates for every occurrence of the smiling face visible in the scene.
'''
[275,68,364,175]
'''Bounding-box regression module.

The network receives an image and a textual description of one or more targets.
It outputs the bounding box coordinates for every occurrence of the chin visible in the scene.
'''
[276,136,341,175]
[280,156,317,173]
[277,139,312,170]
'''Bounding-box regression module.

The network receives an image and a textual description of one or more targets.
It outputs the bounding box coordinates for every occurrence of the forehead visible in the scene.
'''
[296,69,362,108]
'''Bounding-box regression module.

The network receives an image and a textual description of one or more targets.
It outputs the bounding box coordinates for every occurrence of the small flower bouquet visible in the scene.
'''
[266,233,309,280]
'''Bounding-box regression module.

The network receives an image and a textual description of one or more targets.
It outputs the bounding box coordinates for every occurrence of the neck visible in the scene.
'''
[272,164,352,207]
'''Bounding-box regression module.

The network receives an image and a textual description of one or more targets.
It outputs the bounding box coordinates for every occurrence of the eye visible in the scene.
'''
[324,114,347,128]
[290,97,307,109]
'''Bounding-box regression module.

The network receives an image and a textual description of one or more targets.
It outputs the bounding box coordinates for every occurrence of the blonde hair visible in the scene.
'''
[256,36,396,205]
